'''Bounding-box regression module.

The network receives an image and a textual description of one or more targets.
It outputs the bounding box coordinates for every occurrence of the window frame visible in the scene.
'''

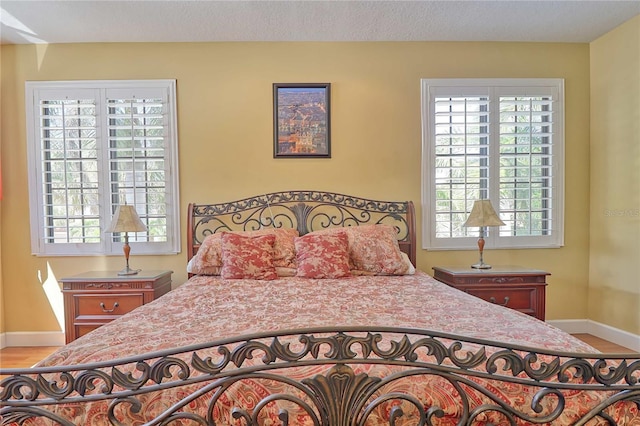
[421,78,565,251]
[25,79,180,256]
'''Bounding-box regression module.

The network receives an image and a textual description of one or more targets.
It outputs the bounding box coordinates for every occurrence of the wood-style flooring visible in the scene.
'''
[1,346,61,370]
[572,333,636,354]
[0,335,636,371]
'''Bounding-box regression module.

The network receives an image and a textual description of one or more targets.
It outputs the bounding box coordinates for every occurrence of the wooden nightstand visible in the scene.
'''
[61,270,172,343]
[432,266,549,321]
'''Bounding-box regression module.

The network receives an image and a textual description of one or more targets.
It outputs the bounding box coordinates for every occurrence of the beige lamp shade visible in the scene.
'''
[463,200,505,228]
[106,205,147,233]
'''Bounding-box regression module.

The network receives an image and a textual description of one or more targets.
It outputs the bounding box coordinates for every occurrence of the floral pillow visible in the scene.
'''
[220,233,277,280]
[187,233,224,275]
[294,231,351,279]
[346,225,410,275]
[306,225,410,275]
[187,228,298,275]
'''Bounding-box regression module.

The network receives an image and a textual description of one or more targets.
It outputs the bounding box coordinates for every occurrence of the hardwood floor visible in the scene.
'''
[0,335,635,371]
[0,346,60,370]
[571,334,636,354]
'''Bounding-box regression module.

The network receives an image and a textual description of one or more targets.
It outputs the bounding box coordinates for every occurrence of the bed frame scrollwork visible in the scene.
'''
[1,327,639,425]
[187,190,416,265]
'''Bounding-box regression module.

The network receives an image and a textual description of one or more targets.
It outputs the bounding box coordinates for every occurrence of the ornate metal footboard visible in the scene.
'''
[187,190,416,266]
[2,327,639,425]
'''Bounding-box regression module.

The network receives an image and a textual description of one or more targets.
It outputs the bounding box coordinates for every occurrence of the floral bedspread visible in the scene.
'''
[25,272,637,425]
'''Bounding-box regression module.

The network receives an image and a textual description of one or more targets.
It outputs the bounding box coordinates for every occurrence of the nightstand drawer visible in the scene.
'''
[74,293,143,317]
[76,324,102,339]
[465,288,536,311]
[475,275,545,285]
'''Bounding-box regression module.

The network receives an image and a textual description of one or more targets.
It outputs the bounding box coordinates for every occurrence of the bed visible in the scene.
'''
[1,190,639,425]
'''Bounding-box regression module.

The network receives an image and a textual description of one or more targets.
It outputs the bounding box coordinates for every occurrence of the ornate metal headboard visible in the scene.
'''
[187,190,416,266]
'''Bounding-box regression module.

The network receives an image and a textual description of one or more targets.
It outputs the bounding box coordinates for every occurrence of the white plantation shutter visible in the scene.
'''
[421,79,564,250]
[498,94,556,242]
[26,80,180,256]
[433,96,490,240]
[106,92,169,244]
[39,96,101,247]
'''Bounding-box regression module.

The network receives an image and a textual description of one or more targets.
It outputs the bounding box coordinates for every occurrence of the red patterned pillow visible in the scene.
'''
[220,233,277,280]
[303,225,410,275]
[346,225,409,275]
[187,228,298,275]
[295,231,351,279]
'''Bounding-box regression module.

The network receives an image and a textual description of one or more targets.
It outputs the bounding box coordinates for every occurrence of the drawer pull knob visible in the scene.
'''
[489,296,510,306]
[99,302,119,313]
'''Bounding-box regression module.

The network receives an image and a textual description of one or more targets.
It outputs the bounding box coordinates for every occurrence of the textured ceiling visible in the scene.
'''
[1,0,639,45]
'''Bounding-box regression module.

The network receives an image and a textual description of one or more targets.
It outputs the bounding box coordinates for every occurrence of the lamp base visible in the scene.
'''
[471,262,492,269]
[117,266,141,276]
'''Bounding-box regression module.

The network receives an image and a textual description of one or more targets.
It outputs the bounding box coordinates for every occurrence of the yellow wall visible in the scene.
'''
[589,16,640,335]
[0,203,3,335]
[1,41,593,335]
[1,47,4,335]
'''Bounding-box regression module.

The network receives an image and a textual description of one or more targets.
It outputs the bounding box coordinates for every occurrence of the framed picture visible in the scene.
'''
[273,83,331,158]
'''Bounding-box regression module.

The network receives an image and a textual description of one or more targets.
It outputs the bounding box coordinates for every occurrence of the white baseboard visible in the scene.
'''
[2,331,65,348]
[546,319,588,334]
[548,319,640,352]
[1,323,637,353]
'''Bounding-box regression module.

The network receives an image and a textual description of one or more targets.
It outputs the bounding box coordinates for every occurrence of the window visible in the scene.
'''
[421,79,564,250]
[26,80,180,256]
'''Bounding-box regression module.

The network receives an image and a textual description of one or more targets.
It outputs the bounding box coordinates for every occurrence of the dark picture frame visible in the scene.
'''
[273,83,331,158]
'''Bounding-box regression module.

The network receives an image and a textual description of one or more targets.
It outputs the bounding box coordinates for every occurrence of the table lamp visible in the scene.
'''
[463,199,505,269]
[106,204,147,275]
